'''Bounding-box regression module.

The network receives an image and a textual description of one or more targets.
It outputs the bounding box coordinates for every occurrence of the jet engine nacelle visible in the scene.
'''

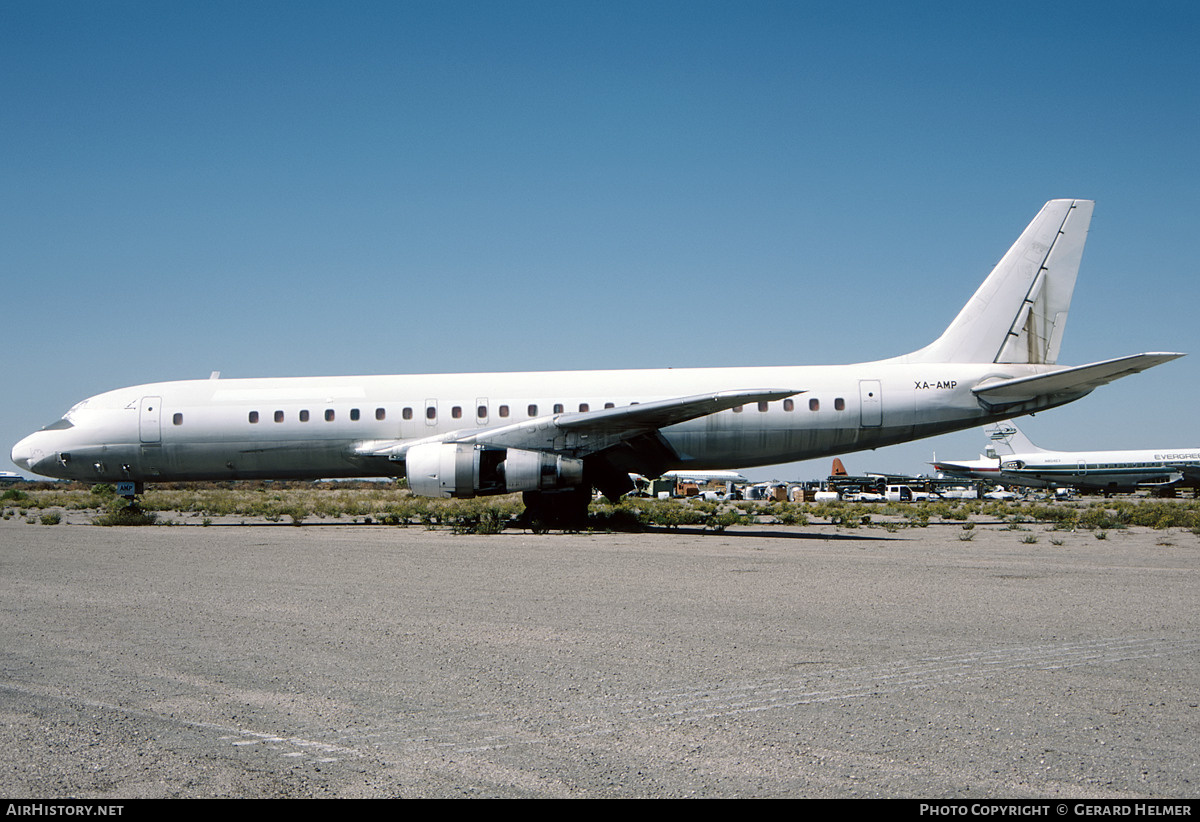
[405,442,585,499]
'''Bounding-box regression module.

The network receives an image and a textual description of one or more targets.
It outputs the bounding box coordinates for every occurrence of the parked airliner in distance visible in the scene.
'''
[934,420,1200,495]
[10,199,1183,524]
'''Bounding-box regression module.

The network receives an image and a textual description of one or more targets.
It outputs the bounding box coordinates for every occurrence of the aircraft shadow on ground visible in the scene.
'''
[616,526,901,541]
[164,520,902,540]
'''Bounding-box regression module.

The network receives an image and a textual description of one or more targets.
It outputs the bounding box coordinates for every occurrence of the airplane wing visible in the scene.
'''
[972,353,1183,407]
[355,388,799,461]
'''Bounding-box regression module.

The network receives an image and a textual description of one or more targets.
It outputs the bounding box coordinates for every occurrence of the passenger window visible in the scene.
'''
[528,404,538,417]
[402,407,413,420]
[477,405,487,418]
[809,398,819,411]
[350,408,360,421]
[553,403,564,414]
[249,411,259,424]
[579,403,589,412]
[834,397,845,411]
[783,399,794,412]
[173,413,183,426]
[732,405,743,413]
[499,405,509,418]
[426,407,436,420]
[274,410,284,423]
[376,408,386,421]
[452,406,462,419]
[300,410,310,422]
[604,402,615,409]
[325,409,335,422]
[758,401,769,412]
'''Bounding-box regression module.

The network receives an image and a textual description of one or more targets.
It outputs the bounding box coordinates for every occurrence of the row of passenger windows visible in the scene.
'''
[734,398,846,413]
[245,408,386,423]
[167,397,850,426]
[1077,463,1176,470]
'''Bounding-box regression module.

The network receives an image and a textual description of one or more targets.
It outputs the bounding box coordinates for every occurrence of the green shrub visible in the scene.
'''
[1124,501,1200,530]
[704,509,752,532]
[1079,506,1128,531]
[93,501,157,526]
[774,505,809,526]
[448,502,513,534]
[587,504,644,532]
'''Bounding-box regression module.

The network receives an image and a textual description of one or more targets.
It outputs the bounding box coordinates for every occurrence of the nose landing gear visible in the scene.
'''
[115,481,144,501]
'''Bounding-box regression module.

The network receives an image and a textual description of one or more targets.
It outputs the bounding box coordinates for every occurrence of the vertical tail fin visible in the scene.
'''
[898,199,1094,365]
[984,420,1041,457]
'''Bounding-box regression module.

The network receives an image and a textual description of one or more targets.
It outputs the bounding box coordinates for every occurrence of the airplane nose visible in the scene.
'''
[10,434,44,474]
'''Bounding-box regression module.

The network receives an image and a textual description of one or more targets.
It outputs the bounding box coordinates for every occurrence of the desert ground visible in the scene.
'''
[1,509,1196,798]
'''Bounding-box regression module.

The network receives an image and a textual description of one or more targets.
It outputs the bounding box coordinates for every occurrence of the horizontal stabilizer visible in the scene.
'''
[972,353,1183,404]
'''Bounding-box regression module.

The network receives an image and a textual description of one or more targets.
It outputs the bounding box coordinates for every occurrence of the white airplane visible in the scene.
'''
[931,422,1041,484]
[934,420,1200,494]
[10,199,1183,524]
[661,470,750,483]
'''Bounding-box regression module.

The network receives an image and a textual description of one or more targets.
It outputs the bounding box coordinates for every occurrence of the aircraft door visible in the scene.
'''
[859,381,882,428]
[1075,461,1087,476]
[139,396,162,443]
[475,397,489,426]
[424,399,438,427]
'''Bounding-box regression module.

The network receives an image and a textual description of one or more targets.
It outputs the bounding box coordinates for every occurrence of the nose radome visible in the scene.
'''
[11,434,44,474]
[11,437,31,472]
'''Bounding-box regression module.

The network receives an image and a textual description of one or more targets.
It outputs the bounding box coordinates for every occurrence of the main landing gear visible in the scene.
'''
[519,486,593,531]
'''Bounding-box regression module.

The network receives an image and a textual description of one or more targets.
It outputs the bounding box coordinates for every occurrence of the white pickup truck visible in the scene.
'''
[885,485,936,502]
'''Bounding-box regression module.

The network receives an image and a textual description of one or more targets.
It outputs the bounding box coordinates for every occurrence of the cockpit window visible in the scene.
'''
[41,418,74,431]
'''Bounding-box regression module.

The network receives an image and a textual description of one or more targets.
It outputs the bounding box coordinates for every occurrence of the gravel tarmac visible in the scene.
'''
[1,515,1197,798]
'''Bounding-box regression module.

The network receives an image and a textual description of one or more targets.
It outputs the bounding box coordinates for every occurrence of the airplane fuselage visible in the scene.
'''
[938,448,1200,492]
[1000,448,1200,491]
[11,360,1069,486]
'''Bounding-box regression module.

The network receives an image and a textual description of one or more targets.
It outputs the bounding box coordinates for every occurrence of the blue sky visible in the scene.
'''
[4,1,1197,481]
